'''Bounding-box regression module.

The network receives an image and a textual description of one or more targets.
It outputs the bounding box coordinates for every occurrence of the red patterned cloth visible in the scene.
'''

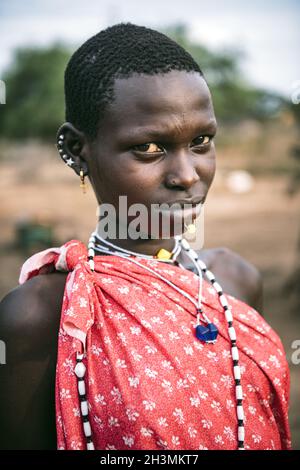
[19,240,291,450]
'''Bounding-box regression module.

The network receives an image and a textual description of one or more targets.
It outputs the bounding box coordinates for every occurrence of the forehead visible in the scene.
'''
[99,70,215,138]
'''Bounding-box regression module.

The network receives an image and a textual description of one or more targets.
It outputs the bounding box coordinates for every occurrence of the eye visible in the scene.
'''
[191,135,212,147]
[132,142,164,154]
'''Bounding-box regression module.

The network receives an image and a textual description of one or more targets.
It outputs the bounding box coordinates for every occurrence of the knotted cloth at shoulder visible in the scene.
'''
[19,240,88,284]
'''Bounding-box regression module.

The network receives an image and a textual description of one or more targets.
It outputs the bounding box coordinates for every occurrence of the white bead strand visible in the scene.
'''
[74,352,95,450]
[177,237,245,450]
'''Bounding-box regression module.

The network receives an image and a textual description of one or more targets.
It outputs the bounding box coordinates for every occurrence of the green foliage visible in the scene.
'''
[0,44,69,140]
[0,25,285,140]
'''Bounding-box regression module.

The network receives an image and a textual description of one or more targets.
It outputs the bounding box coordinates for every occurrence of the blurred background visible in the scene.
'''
[0,0,299,449]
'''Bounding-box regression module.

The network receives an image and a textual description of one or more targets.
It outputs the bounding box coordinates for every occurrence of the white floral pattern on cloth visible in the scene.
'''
[19,240,292,450]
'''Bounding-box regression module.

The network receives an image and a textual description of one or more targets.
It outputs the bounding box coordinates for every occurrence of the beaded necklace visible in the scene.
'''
[74,232,245,450]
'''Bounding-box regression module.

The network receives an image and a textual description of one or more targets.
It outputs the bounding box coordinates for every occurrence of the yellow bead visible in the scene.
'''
[156,248,172,260]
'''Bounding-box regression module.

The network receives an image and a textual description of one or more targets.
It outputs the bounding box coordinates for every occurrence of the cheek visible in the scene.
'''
[119,166,159,202]
[94,154,157,203]
[195,149,216,187]
[208,157,216,185]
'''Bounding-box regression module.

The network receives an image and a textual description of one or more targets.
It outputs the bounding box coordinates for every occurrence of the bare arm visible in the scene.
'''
[0,273,66,449]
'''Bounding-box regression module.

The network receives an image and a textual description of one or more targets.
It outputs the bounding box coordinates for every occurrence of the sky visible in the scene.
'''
[0,0,299,98]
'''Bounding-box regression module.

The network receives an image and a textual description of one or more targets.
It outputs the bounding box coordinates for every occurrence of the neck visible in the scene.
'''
[94,221,177,256]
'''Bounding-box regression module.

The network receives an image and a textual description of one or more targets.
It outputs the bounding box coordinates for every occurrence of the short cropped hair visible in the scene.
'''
[65,22,203,139]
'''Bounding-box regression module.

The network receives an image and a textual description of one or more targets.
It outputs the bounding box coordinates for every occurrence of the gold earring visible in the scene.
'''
[79,168,87,194]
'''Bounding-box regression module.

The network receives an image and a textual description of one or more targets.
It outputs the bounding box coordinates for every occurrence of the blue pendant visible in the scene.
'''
[196,323,218,343]
[208,323,219,342]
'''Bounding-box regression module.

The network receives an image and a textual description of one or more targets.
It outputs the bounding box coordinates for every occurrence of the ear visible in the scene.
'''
[56,122,90,176]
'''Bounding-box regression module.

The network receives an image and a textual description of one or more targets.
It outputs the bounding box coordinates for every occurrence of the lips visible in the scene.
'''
[164,196,205,208]
[155,198,204,221]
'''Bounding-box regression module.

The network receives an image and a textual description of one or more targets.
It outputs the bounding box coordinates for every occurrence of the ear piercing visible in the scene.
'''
[56,134,75,167]
[80,168,87,194]
[56,133,88,194]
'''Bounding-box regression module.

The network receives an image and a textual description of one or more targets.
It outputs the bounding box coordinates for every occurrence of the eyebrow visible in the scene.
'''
[118,119,218,144]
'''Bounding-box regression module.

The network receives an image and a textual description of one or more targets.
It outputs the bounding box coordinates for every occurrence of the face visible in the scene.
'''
[85,70,217,237]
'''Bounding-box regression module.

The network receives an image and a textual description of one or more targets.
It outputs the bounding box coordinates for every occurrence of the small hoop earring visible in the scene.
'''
[80,168,87,194]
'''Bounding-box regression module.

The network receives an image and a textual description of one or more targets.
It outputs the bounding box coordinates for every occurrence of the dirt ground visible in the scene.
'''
[0,142,299,448]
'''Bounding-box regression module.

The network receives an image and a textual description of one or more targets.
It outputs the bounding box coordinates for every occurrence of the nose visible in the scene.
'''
[164,150,200,190]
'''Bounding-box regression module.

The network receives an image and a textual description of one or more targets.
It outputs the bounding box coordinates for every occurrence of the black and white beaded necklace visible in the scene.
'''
[74,232,245,450]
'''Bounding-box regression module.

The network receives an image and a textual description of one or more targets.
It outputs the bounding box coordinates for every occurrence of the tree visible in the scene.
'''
[0,44,70,140]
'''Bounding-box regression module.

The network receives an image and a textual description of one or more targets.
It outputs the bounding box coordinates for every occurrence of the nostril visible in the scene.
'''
[167,181,186,191]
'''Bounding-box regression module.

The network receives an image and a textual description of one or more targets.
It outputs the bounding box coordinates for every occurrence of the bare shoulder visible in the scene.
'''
[0,272,68,449]
[0,272,68,360]
[198,247,263,312]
